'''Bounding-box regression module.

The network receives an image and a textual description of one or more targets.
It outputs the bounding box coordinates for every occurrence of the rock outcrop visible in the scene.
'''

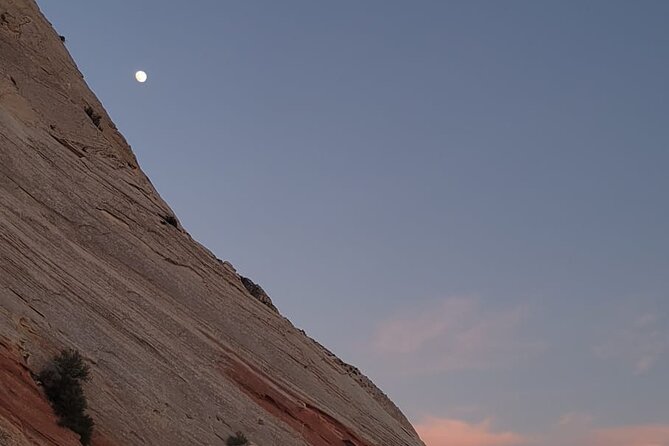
[0,1,424,446]
[239,276,278,313]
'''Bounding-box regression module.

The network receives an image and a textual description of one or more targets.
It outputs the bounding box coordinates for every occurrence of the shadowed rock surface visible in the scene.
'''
[0,1,424,445]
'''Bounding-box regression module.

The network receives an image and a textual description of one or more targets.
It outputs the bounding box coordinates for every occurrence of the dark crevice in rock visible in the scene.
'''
[84,105,101,129]
[161,214,178,228]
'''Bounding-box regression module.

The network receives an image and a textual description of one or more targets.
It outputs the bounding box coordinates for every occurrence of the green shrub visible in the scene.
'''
[38,349,94,445]
[226,431,249,446]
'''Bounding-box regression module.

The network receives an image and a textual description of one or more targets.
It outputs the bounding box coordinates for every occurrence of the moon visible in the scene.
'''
[135,70,147,83]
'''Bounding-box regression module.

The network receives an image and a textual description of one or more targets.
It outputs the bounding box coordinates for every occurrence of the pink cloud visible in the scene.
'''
[540,412,600,446]
[414,412,669,446]
[373,297,476,354]
[590,424,669,446]
[415,417,528,446]
[371,297,544,374]
[594,312,669,374]
[413,413,669,446]
[541,413,669,446]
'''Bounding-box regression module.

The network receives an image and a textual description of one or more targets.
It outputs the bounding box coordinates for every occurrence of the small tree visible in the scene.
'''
[226,431,249,446]
[39,349,94,445]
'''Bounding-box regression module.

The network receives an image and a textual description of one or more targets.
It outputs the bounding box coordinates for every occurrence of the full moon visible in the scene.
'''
[135,70,147,83]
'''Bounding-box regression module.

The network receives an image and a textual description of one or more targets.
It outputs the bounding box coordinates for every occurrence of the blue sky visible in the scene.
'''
[39,1,669,444]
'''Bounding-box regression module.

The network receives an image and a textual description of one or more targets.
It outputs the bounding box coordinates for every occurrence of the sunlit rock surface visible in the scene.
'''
[0,1,424,445]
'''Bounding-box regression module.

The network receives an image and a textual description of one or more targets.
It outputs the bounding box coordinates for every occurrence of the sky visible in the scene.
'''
[38,1,669,445]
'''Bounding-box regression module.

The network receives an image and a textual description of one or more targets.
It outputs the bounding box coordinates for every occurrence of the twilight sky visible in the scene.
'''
[39,1,669,445]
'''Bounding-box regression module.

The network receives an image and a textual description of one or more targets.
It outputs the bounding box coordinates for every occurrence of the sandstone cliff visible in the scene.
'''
[0,1,424,446]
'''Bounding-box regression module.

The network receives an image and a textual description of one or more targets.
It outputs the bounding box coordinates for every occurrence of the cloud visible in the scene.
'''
[415,417,529,446]
[557,412,594,427]
[371,297,544,374]
[594,312,669,374]
[590,424,669,446]
[539,412,600,446]
[413,413,669,446]
[540,413,669,446]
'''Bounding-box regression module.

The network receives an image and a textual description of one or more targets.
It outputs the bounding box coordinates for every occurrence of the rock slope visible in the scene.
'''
[0,1,424,445]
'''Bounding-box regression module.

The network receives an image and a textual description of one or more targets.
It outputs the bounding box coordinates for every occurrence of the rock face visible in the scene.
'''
[0,340,81,446]
[0,1,424,446]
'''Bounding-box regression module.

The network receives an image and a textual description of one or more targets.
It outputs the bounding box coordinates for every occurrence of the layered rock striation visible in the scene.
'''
[0,1,424,446]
